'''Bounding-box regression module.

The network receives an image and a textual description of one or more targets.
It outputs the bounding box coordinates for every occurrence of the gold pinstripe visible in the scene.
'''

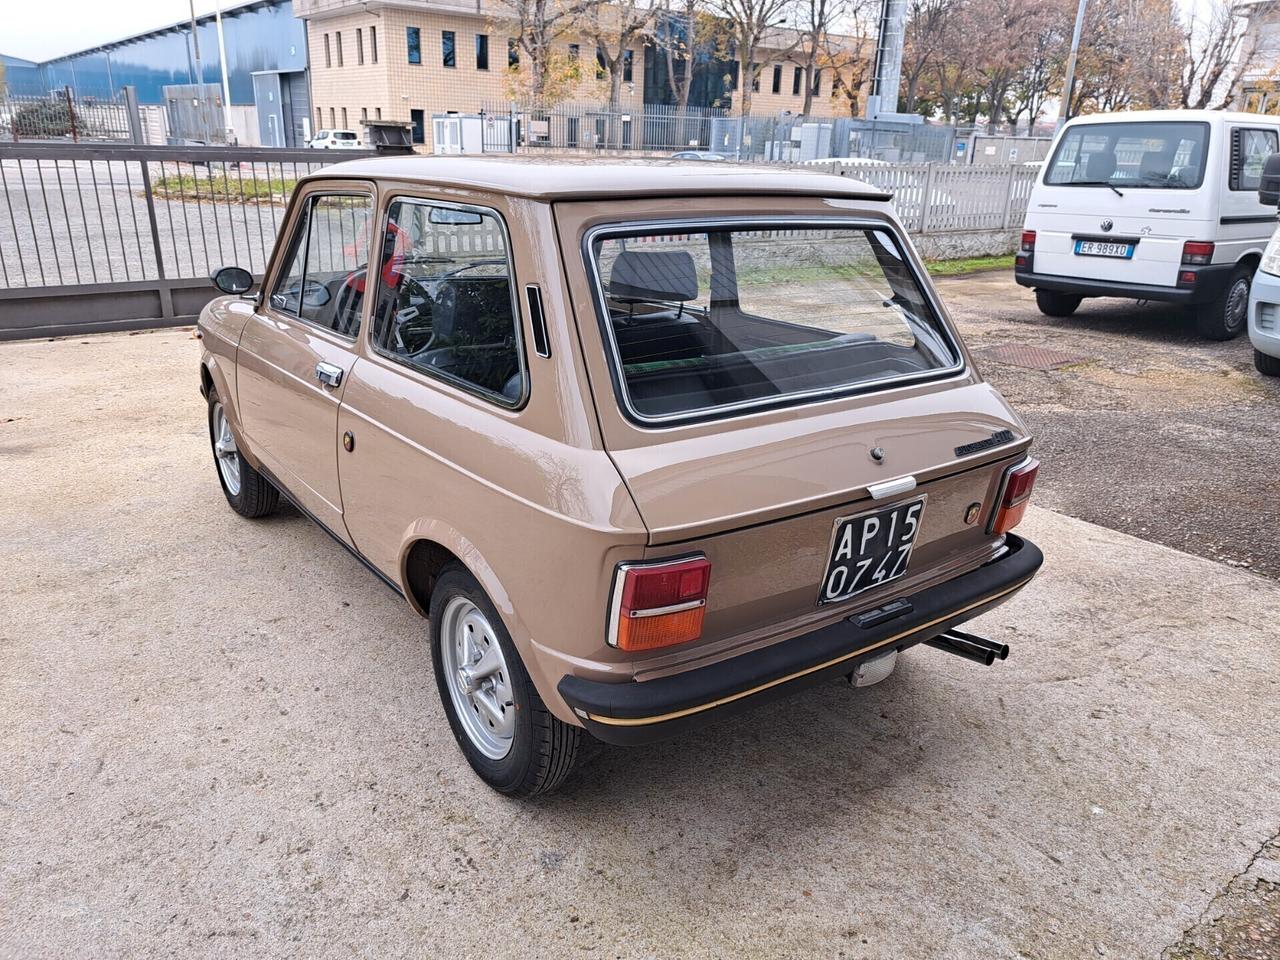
[583,577,1036,728]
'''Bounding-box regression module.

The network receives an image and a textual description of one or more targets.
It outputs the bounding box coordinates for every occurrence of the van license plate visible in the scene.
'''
[1074,239,1133,258]
[819,498,926,605]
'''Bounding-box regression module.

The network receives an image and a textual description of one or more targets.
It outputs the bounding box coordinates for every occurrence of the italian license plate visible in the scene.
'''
[819,498,926,605]
[1074,239,1133,258]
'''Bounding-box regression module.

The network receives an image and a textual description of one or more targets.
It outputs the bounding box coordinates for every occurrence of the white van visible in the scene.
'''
[1015,109,1280,340]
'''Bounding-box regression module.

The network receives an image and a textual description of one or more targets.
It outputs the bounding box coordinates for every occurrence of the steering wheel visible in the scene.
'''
[391,273,436,355]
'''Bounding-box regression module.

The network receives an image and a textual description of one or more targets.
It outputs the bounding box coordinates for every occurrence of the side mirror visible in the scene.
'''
[211,265,254,295]
[1259,153,1280,206]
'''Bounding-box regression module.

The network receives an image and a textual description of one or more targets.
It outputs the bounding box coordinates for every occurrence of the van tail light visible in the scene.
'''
[1182,241,1214,265]
[991,457,1039,535]
[608,556,711,652]
[1020,230,1036,252]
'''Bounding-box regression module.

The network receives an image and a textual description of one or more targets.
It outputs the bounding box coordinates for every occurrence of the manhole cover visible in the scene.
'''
[976,343,1090,371]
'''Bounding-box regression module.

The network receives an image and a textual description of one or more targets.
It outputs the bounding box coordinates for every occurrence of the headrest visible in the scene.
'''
[609,250,699,302]
[1084,149,1117,182]
[1138,152,1170,180]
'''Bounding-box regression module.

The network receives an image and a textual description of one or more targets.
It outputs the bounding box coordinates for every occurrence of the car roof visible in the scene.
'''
[309,156,892,202]
[1062,109,1280,127]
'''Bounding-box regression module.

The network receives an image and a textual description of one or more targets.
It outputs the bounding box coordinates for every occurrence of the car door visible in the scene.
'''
[1219,123,1280,262]
[236,181,376,543]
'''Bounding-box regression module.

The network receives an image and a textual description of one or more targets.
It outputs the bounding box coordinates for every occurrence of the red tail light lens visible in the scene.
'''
[1182,241,1214,265]
[609,556,711,652]
[1020,230,1036,252]
[991,458,1039,535]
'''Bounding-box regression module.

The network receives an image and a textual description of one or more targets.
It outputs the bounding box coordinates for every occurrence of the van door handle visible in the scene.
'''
[315,362,344,388]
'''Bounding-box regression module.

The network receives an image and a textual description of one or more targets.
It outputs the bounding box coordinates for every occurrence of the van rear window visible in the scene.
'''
[1044,120,1209,189]
[587,224,961,422]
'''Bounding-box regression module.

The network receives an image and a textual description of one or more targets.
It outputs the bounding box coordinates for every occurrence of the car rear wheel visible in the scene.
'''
[430,567,580,796]
[1256,348,1280,376]
[1035,289,1082,317]
[207,390,279,518]
[1196,268,1250,341]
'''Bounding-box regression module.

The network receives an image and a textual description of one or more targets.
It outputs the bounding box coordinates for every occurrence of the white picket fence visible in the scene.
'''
[811,162,1041,235]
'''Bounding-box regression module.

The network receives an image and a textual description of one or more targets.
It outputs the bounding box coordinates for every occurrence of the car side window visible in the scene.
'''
[1231,128,1278,191]
[269,192,374,338]
[372,198,526,405]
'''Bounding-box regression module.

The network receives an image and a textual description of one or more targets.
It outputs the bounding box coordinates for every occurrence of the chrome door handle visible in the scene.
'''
[315,362,344,388]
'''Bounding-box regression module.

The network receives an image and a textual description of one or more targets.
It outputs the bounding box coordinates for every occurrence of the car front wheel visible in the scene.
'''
[1196,268,1250,341]
[1035,289,1082,317]
[207,390,279,518]
[1256,348,1280,376]
[430,567,580,796]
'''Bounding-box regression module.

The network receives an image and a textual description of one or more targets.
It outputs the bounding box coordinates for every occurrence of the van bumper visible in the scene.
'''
[1249,268,1280,358]
[557,535,1044,746]
[1014,264,1234,304]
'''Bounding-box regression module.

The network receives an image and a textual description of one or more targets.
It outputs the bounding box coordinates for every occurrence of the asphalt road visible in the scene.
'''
[2,326,1278,960]
[936,271,1280,579]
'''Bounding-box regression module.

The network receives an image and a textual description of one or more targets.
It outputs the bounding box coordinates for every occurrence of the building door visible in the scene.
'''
[252,72,285,148]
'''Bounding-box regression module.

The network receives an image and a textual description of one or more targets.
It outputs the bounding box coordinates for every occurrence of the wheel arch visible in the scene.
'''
[397,522,523,636]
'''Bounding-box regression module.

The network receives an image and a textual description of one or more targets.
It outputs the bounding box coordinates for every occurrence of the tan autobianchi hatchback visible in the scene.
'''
[198,158,1043,796]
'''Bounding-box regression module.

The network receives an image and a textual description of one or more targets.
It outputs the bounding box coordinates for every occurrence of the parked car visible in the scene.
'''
[669,150,729,161]
[1246,154,1280,375]
[309,129,363,149]
[198,158,1044,796]
[1017,109,1280,340]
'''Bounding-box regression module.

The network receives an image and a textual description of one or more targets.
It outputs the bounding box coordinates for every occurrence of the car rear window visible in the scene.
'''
[587,223,960,422]
[1044,121,1209,189]
[333,131,357,140]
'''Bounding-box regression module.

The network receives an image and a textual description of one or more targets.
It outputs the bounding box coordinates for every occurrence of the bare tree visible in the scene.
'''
[794,0,845,114]
[712,0,796,115]
[589,0,654,143]
[494,0,606,99]
[1178,0,1252,109]
[900,0,951,114]
[1007,0,1070,130]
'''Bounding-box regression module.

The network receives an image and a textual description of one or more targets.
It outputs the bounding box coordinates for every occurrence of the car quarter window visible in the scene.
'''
[269,192,374,338]
[371,198,526,405]
[1231,127,1278,191]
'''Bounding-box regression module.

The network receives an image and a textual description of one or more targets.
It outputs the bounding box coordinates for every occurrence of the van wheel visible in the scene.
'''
[1256,348,1280,376]
[207,390,279,518]
[1035,289,1082,317]
[430,567,580,797]
[1196,268,1250,341]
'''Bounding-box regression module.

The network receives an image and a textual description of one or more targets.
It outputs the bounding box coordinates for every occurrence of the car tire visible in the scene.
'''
[207,389,279,518]
[1256,348,1280,376]
[1195,267,1250,341]
[430,567,580,797]
[1035,289,1082,317]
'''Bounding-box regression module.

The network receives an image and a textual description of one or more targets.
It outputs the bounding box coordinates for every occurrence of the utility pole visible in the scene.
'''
[1058,0,1087,128]
[214,0,234,142]
[189,0,211,143]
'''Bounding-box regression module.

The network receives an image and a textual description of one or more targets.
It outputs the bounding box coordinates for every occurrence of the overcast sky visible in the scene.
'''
[3,0,1221,63]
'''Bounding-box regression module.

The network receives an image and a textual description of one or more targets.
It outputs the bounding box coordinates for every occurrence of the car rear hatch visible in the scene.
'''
[553,195,1034,675]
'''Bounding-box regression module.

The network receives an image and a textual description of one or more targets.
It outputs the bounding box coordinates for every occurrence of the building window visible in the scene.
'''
[792,66,802,96]
[356,28,364,65]
[315,107,322,130]
[375,106,382,119]
[361,107,368,123]
[568,43,580,61]
[407,27,421,64]
[324,34,331,68]
[811,69,821,96]
[771,64,781,94]
[336,32,344,67]
[623,49,633,83]
[595,47,607,80]
[341,107,348,128]
[329,107,336,126]
[508,38,519,68]
[442,31,456,68]
[370,25,378,63]
[410,108,425,144]
[751,63,760,93]
[476,33,489,70]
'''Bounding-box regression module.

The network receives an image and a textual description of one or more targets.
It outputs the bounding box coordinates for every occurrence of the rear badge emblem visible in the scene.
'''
[964,502,982,525]
[954,429,1014,458]
[1100,218,1114,232]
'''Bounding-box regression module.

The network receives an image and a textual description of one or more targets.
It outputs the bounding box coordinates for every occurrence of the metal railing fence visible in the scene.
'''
[1,90,132,143]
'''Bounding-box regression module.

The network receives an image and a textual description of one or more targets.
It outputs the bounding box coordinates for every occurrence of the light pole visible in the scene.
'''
[214,0,235,142]
[1058,0,1088,129]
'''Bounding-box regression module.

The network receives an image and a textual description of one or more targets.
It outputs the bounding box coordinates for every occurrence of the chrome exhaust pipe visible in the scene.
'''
[943,628,1009,661]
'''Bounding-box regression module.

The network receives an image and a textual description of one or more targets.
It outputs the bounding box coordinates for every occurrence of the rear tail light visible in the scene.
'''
[1182,241,1214,265]
[990,457,1039,535]
[1020,230,1036,252]
[608,556,711,652]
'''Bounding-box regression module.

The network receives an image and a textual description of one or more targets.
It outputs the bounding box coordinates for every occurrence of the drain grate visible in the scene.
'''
[976,343,1091,371]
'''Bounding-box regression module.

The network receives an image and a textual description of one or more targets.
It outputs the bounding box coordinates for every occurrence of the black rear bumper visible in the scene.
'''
[558,535,1043,745]
[1014,264,1233,304]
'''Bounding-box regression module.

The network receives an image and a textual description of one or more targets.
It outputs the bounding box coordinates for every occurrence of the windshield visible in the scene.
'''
[588,223,961,422]
[1045,121,1209,190]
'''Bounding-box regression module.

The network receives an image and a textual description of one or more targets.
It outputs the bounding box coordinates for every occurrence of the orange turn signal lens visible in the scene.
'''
[616,606,707,652]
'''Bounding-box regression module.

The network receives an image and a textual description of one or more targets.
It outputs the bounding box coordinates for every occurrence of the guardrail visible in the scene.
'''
[0,143,375,339]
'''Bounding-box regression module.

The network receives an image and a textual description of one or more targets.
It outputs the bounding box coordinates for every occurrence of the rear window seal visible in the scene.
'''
[580,215,968,430]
